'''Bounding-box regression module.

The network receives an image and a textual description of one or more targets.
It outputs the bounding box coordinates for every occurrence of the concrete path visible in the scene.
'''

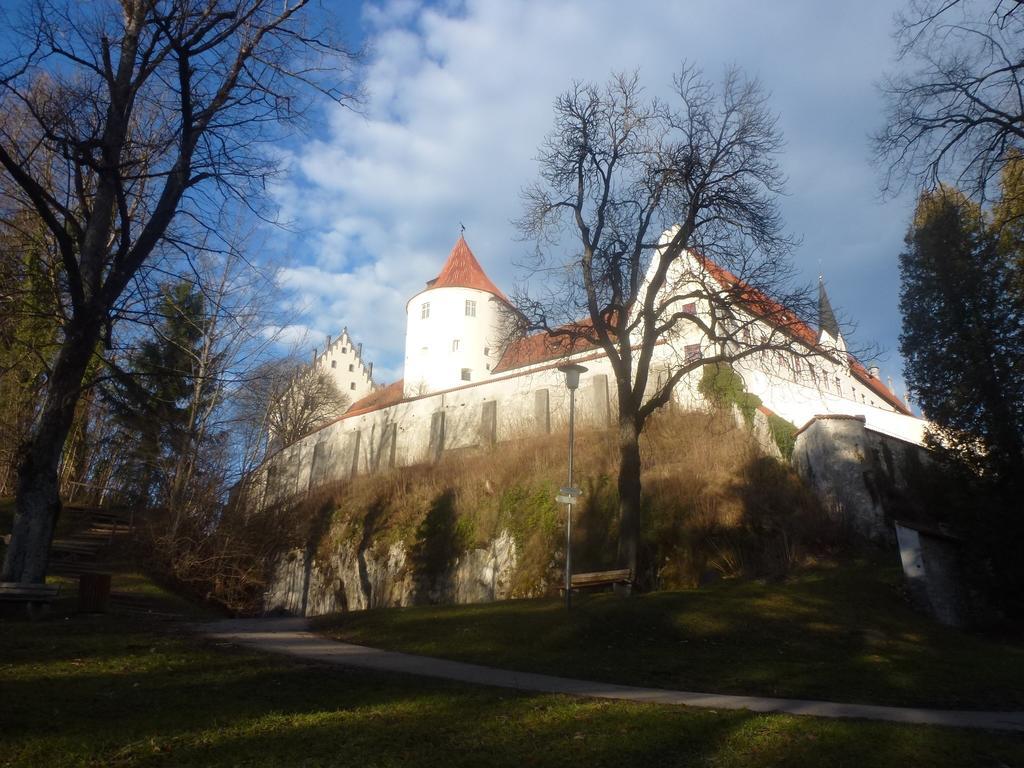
[202,617,1024,732]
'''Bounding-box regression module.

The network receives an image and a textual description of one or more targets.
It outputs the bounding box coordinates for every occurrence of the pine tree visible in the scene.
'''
[900,186,1024,613]
[991,150,1024,314]
[103,282,211,509]
[902,186,1024,480]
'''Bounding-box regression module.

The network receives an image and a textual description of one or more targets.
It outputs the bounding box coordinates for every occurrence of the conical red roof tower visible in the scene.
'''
[427,235,508,302]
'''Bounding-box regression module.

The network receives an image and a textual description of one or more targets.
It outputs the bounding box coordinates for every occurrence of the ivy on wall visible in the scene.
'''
[698,363,797,459]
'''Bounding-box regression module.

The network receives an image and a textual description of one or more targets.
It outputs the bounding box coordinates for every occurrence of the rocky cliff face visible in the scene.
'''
[263,530,517,616]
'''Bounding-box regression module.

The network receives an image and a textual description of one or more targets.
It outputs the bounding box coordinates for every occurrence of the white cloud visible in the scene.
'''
[278,0,914,393]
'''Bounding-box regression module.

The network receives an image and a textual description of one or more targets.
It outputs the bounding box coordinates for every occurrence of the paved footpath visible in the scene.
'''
[202,617,1024,732]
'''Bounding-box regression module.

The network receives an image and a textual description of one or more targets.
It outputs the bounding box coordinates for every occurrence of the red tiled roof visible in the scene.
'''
[492,324,600,373]
[347,380,405,416]
[489,251,911,415]
[697,256,820,348]
[848,359,910,414]
[428,235,509,301]
[696,255,910,414]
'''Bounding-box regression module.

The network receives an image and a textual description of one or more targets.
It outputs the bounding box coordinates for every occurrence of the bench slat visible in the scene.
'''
[570,569,632,587]
[0,582,60,599]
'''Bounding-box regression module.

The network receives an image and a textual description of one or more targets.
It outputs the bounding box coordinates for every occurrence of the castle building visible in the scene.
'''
[309,327,376,404]
[403,236,509,396]
[254,234,924,509]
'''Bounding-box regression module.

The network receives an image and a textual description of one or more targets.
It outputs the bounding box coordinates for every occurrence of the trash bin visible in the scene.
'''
[78,572,111,613]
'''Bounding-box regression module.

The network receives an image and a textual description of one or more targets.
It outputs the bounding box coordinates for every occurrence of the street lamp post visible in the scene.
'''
[557,363,587,611]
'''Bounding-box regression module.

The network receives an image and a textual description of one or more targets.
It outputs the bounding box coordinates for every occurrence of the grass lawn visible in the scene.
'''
[316,559,1024,710]
[2,580,1022,767]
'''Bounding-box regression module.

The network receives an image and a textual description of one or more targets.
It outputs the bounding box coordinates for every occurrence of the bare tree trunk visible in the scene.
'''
[615,414,643,579]
[2,318,100,583]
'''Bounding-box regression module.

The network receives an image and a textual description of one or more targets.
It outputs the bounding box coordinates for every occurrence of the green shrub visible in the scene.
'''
[698,362,761,425]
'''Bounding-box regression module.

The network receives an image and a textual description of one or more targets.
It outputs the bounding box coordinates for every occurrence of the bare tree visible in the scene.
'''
[261,361,350,451]
[0,0,358,584]
[875,0,1024,199]
[516,68,819,579]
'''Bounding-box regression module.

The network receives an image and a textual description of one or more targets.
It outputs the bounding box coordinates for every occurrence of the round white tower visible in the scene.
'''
[404,236,507,396]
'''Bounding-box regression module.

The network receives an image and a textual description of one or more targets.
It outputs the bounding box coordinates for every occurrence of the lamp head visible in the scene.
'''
[557,363,588,391]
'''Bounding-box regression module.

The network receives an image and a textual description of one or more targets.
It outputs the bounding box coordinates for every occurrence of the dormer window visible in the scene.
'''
[421,302,430,319]
[465,299,476,317]
[331,360,337,368]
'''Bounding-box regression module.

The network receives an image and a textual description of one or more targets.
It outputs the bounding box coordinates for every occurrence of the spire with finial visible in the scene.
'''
[818,274,840,342]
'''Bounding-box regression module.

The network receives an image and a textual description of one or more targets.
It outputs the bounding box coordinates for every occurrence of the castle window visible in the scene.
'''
[684,344,702,363]
[341,347,347,353]
[483,347,490,356]
[421,302,430,319]
[682,302,696,315]
[461,368,472,381]
[331,360,337,368]
[350,382,356,390]
[452,339,460,351]
[465,299,476,317]
[348,363,354,372]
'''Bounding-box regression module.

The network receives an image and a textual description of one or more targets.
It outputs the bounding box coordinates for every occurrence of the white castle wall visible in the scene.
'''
[256,351,621,509]
[254,340,920,512]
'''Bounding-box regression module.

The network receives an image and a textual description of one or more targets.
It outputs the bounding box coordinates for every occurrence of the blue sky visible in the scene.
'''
[268,0,917,396]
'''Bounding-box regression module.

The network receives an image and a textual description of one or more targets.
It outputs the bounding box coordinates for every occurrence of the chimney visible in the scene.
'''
[368,362,373,379]
[326,334,332,348]
[357,342,363,357]
[887,376,896,394]
[868,365,880,379]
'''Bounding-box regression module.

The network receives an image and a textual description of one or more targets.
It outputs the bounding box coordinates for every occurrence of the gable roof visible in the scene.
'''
[490,252,911,415]
[427,235,509,301]
[695,256,909,414]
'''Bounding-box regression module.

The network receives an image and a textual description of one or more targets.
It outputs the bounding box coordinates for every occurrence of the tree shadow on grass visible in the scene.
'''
[4,620,1022,767]
[11,652,1016,768]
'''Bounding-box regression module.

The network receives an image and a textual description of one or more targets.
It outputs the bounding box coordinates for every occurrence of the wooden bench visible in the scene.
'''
[569,568,633,591]
[0,582,61,618]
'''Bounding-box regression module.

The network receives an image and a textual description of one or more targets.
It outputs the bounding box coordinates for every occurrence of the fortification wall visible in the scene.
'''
[253,353,621,510]
[792,414,930,540]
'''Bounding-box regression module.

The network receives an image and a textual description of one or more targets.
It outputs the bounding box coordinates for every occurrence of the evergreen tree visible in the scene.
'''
[900,186,1024,614]
[103,282,212,509]
[991,150,1024,314]
[900,186,1024,482]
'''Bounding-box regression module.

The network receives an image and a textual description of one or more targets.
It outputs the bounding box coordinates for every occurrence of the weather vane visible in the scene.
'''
[460,221,466,235]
